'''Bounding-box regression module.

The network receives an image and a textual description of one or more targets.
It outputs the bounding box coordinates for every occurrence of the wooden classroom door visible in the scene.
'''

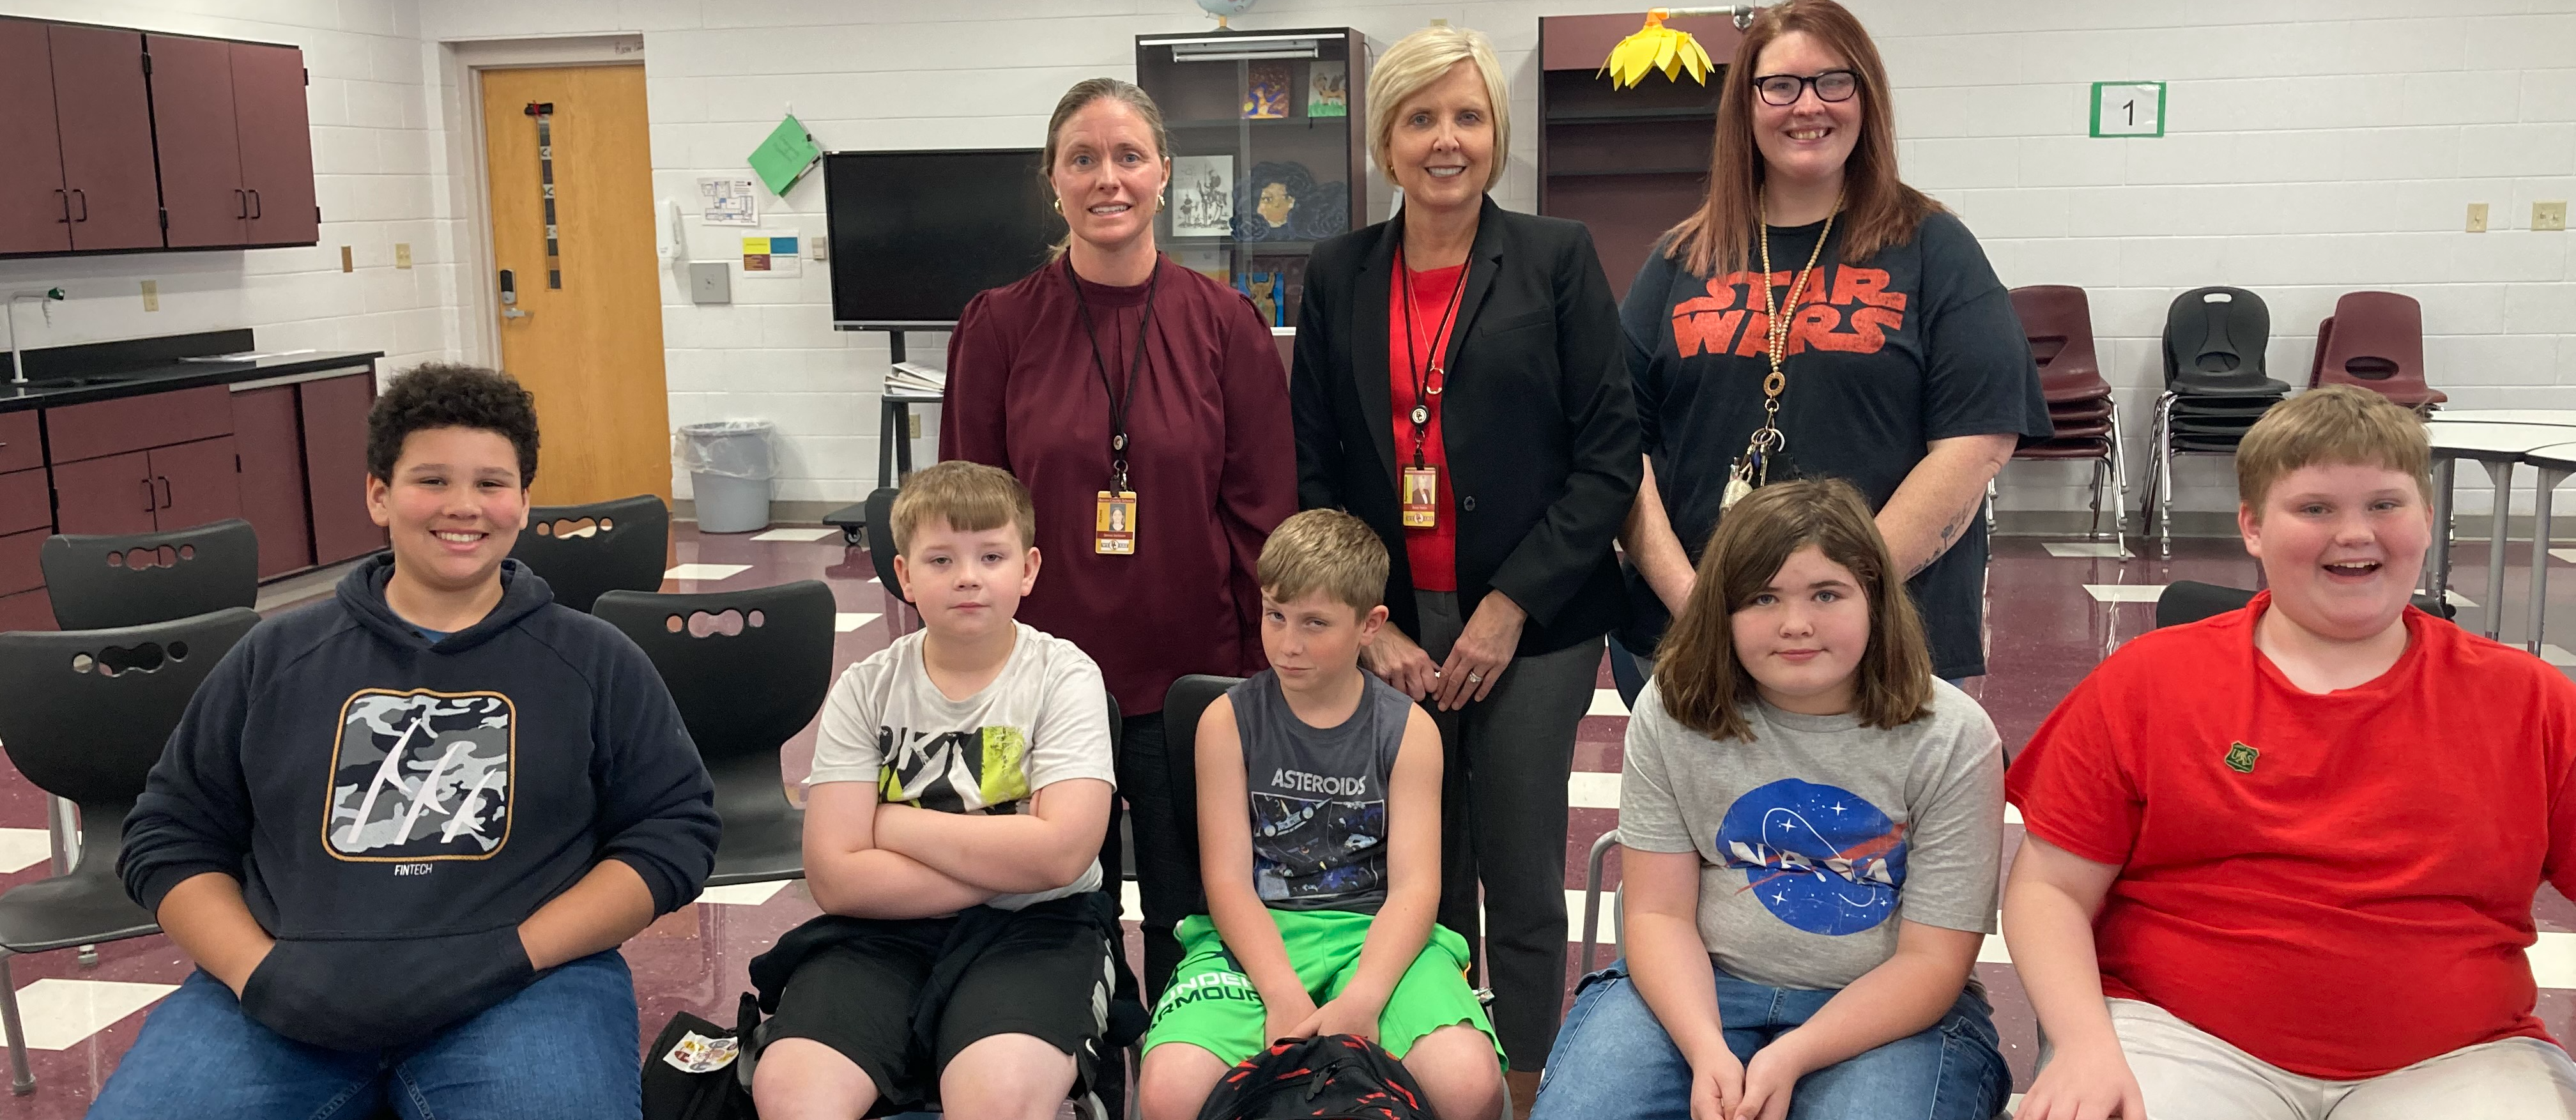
[480,65,671,505]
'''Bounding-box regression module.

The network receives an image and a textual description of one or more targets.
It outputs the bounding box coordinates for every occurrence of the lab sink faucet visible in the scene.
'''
[7,288,66,386]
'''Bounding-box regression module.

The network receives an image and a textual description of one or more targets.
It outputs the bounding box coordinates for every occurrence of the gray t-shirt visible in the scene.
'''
[1228,669,1410,914]
[1620,678,2004,990]
[808,622,1117,910]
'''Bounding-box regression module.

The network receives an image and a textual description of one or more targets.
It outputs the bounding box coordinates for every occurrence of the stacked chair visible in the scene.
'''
[1997,286,2127,549]
[2147,286,2292,556]
[505,495,671,614]
[2310,291,2446,413]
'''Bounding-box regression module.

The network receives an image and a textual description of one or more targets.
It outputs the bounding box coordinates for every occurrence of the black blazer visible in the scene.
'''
[1292,197,1640,657]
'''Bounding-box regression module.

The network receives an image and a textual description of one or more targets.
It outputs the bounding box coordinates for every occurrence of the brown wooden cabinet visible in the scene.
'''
[45,384,240,537]
[300,373,381,565]
[233,42,319,247]
[233,384,312,577]
[50,450,157,537]
[45,22,162,252]
[0,22,72,256]
[151,33,248,249]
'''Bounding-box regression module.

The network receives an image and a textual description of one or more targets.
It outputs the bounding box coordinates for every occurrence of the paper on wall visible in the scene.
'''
[741,234,802,277]
[700,178,758,226]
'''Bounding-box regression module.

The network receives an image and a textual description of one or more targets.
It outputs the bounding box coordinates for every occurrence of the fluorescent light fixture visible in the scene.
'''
[1138,33,1324,62]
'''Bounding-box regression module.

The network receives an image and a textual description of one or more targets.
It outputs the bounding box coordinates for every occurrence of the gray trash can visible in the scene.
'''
[675,420,776,533]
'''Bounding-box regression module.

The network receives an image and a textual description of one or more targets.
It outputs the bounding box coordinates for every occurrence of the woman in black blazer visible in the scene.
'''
[1289,25,1638,1093]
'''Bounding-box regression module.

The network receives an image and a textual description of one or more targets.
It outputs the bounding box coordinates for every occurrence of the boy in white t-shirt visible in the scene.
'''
[748,461,1119,1120]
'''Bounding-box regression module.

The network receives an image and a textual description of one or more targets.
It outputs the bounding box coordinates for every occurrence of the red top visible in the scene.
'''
[942,256,1295,715]
[1385,261,1465,592]
[2007,592,2576,1079]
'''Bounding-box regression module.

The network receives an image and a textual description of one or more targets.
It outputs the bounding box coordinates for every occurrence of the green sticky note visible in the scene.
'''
[748,114,820,196]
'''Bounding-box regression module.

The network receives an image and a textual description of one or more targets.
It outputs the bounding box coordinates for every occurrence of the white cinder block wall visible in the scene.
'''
[0,0,456,378]
[3,0,2566,525]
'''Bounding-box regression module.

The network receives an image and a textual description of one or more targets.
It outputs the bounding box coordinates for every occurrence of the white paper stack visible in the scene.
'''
[885,362,946,395]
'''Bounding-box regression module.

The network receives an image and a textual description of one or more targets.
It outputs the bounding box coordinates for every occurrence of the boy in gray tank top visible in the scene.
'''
[1135,510,1505,1120]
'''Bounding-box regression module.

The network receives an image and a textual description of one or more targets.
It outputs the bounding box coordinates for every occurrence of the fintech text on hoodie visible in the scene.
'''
[119,556,719,1052]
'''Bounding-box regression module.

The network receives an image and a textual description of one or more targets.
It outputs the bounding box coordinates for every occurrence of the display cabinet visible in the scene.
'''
[1537,12,1743,300]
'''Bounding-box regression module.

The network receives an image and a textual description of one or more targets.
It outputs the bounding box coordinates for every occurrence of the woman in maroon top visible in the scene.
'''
[942,77,1295,1005]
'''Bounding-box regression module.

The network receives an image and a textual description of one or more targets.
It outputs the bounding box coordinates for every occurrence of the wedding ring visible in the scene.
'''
[1467,672,1483,684]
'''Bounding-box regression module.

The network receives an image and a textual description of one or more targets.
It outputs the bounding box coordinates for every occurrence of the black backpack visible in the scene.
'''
[641,994,761,1120]
[1194,1034,1434,1120]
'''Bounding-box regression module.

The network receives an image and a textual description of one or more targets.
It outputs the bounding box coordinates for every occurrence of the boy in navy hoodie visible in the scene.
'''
[93,364,719,1119]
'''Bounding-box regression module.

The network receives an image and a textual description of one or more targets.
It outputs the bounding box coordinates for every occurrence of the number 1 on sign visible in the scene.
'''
[2090,81,2165,138]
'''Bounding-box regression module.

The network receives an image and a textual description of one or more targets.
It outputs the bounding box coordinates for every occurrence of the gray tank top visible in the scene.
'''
[1228,669,1411,914]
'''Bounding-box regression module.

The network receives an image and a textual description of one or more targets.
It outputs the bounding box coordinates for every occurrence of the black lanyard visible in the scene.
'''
[1396,248,1468,469]
[1064,254,1159,492]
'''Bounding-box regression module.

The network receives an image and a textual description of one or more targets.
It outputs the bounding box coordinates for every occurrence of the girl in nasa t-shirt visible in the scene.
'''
[1532,479,2006,1120]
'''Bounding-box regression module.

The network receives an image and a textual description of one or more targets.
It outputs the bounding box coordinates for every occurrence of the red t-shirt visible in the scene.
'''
[2006,591,2576,1079]
[1386,261,1464,592]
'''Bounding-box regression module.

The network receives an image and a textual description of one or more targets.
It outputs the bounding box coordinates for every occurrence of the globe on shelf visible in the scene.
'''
[1197,0,1258,26]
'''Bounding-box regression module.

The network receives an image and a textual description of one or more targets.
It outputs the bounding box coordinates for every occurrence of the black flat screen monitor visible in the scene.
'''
[825,148,1057,328]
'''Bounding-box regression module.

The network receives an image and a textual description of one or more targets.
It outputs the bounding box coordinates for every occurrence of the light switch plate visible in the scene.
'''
[689,261,732,305]
[2538,201,2569,232]
[339,245,353,272]
[2467,203,2489,233]
[139,280,157,312]
[395,243,413,269]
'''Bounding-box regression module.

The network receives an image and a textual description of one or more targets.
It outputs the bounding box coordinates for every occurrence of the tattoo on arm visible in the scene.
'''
[1911,500,1979,579]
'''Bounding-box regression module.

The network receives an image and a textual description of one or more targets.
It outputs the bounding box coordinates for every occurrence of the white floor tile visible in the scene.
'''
[2552,548,2576,566]
[1565,889,1616,944]
[664,563,751,582]
[2004,803,2023,826]
[1588,689,1629,717]
[835,613,882,633]
[1568,771,1620,810]
[2043,542,2132,558]
[0,829,51,874]
[751,527,840,542]
[2542,644,2576,668]
[2083,583,2168,603]
[698,881,789,907]
[1121,880,1141,923]
[13,979,177,1050]
[2527,932,2576,989]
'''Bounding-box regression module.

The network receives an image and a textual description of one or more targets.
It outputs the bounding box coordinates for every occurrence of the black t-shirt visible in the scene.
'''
[1621,210,2050,679]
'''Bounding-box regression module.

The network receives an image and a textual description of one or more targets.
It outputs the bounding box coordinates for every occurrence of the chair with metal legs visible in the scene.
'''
[0,608,261,1094]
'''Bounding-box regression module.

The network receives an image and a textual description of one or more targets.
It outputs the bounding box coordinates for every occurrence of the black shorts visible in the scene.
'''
[762,905,1114,1116]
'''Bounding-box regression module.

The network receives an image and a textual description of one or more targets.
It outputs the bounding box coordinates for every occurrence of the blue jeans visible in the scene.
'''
[89,950,641,1120]
[1529,961,2007,1120]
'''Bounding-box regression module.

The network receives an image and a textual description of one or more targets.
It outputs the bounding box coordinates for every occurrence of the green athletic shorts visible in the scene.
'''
[1140,908,1503,1068]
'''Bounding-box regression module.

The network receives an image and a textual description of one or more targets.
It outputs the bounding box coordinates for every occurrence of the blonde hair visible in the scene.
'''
[1041,77,1171,261]
[889,461,1037,555]
[1655,479,1932,741]
[1662,0,1940,276]
[1257,509,1388,617]
[2236,385,2434,513]
[1368,26,1512,192]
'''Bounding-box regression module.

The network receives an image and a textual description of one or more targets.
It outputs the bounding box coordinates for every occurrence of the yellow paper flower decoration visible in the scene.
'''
[1601,8,1717,89]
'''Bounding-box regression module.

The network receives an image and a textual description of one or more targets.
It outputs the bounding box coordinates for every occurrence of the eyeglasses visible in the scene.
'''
[1751,70,1858,107]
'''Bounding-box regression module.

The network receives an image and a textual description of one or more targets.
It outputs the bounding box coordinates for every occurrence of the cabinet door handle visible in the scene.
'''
[54,190,69,225]
[236,189,248,219]
[70,190,87,222]
[141,479,156,512]
[156,476,172,510]
[247,190,261,220]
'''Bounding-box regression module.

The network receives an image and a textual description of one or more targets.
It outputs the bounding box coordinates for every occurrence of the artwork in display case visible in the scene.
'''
[1236,269,1285,326]
[1308,61,1348,117]
[1170,155,1235,238]
[1173,245,1230,285]
[1250,254,1308,326]
[1233,161,1351,242]
[1243,61,1292,119]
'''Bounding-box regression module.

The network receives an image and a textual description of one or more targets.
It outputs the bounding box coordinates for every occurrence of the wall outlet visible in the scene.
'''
[140,280,158,312]
[810,235,827,262]
[2538,201,2570,232]
[394,243,413,269]
[2467,203,2489,233]
[907,413,921,440]
[339,245,354,272]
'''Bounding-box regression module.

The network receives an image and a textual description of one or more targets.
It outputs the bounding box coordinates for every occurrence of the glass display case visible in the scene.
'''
[1135,27,1369,330]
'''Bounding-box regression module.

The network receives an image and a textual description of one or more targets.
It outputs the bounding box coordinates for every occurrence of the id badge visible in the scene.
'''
[1095,490,1137,555]
[1400,466,1439,529]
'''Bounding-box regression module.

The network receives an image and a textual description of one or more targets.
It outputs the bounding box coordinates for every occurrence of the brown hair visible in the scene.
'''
[889,460,1037,555]
[2236,385,2434,514]
[1041,77,1171,261]
[1656,479,1933,740]
[1661,0,1939,277]
[1257,509,1388,617]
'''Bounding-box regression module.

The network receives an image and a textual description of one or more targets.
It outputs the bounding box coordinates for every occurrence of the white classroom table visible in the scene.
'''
[2520,440,2576,655]
[2425,420,2576,641]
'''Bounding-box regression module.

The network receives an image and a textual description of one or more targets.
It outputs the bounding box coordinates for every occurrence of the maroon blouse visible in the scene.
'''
[941,255,1294,716]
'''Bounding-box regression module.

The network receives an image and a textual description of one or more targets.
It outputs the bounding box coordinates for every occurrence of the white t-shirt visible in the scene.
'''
[808,622,1117,909]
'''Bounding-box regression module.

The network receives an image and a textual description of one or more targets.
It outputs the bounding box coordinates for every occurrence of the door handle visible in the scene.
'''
[247,190,261,220]
[236,189,248,219]
[502,308,532,319]
[70,189,87,222]
[141,479,155,513]
[54,190,69,225]
[157,477,172,510]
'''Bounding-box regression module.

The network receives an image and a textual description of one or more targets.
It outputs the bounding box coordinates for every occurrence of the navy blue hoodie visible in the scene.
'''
[120,556,719,1051]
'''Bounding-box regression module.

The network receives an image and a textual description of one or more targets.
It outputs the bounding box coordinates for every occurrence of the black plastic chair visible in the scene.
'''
[2154,579,2451,629]
[507,495,671,615]
[2162,287,2289,397]
[1158,675,1243,920]
[40,519,259,631]
[0,608,260,1093]
[593,581,835,886]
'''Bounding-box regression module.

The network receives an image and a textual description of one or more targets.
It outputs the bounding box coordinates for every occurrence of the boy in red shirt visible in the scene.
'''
[2004,386,2576,1119]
